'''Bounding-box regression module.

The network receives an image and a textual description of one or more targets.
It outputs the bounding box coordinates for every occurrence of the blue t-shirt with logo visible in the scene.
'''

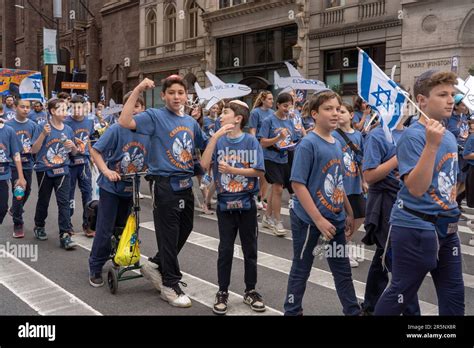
[134,107,208,177]
[64,116,95,166]
[390,122,459,230]
[332,130,364,195]
[215,117,221,132]
[6,118,39,170]
[93,124,150,197]
[290,132,346,229]
[257,113,296,164]
[362,127,402,182]
[463,134,474,166]
[0,124,22,180]
[290,109,304,141]
[29,110,49,127]
[3,105,16,121]
[203,116,216,137]
[212,133,264,196]
[249,107,274,133]
[447,112,469,146]
[33,123,74,172]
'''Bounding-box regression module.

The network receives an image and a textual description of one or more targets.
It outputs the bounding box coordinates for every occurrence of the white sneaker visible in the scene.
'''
[469,237,474,246]
[160,284,192,308]
[349,256,359,268]
[262,215,275,229]
[273,221,287,236]
[140,261,162,293]
[139,192,145,199]
[256,200,264,210]
[210,198,217,205]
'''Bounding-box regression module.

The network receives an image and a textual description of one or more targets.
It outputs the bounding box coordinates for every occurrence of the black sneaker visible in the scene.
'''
[33,226,48,241]
[213,291,229,315]
[89,273,104,287]
[60,233,77,250]
[243,290,266,312]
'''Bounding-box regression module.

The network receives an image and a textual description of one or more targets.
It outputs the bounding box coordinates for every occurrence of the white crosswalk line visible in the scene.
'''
[140,221,439,315]
[197,213,474,256]
[0,250,101,316]
[72,234,282,316]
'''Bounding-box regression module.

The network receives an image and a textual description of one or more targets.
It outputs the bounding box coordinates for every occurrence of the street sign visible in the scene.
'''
[53,65,66,74]
[61,82,88,90]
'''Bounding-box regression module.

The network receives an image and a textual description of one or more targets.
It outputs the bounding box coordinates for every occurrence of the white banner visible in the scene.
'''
[43,28,58,65]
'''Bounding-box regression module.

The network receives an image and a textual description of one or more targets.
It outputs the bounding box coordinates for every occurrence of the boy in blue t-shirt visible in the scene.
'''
[201,100,266,315]
[284,90,360,316]
[88,92,150,288]
[375,70,464,316]
[119,75,207,308]
[65,95,95,237]
[6,98,39,238]
[31,99,78,250]
[0,119,26,227]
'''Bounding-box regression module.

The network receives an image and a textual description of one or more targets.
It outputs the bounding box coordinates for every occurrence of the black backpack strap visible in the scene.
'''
[335,128,363,158]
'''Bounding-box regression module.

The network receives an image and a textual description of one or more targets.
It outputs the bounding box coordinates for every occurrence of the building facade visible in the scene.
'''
[0,0,141,103]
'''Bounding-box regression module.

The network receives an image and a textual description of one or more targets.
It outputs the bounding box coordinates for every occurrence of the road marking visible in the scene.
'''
[140,222,439,315]
[73,234,282,316]
[0,250,101,316]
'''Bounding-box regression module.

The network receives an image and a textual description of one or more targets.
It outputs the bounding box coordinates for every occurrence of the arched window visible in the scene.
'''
[165,5,177,43]
[188,0,199,38]
[146,9,157,47]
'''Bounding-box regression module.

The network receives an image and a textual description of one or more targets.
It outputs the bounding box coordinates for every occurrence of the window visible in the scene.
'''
[324,44,386,95]
[67,0,89,30]
[187,1,199,38]
[165,5,177,43]
[217,25,297,70]
[146,9,157,47]
[326,0,344,8]
[219,0,246,9]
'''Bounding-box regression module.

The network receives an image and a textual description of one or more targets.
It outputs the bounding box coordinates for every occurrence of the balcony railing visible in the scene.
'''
[322,7,344,27]
[358,0,386,20]
[164,43,176,53]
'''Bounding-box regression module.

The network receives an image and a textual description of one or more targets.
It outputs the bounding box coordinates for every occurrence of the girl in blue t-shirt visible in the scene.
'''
[257,93,296,236]
[462,119,474,246]
[249,91,274,211]
[332,103,366,268]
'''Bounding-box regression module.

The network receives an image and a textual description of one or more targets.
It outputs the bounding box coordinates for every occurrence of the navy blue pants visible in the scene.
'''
[374,226,464,316]
[89,188,132,275]
[0,180,8,224]
[284,210,361,316]
[34,172,72,235]
[363,244,420,315]
[10,168,33,226]
[69,163,92,229]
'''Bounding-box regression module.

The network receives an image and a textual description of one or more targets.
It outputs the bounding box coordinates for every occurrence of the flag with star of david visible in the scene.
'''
[357,49,407,142]
[19,72,45,102]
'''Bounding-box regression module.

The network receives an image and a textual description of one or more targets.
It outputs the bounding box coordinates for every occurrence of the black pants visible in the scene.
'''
[465,165,474,208]
[0,180,8,224]
[34,171,72,235]
[10,168,33,226]
[216,201,258,292]
[149,177,194,288]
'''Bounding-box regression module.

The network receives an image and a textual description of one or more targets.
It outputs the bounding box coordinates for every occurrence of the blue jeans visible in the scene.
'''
[69,163,92,229]
[374,226,464,316]
[284,210,361,316]
[88,188,132,275]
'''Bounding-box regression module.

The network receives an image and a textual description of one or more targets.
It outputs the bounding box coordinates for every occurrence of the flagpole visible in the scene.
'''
[356,46,430,122]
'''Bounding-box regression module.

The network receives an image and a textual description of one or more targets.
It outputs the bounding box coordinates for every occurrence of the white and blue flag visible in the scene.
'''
[100,86,105,102]
[19,72,45,102]
[357,49,407,142]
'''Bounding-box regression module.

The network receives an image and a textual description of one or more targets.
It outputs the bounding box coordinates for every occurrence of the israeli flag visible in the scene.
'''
[100,86,105,102]
[357,49,407,142]
[19,73,45,102]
